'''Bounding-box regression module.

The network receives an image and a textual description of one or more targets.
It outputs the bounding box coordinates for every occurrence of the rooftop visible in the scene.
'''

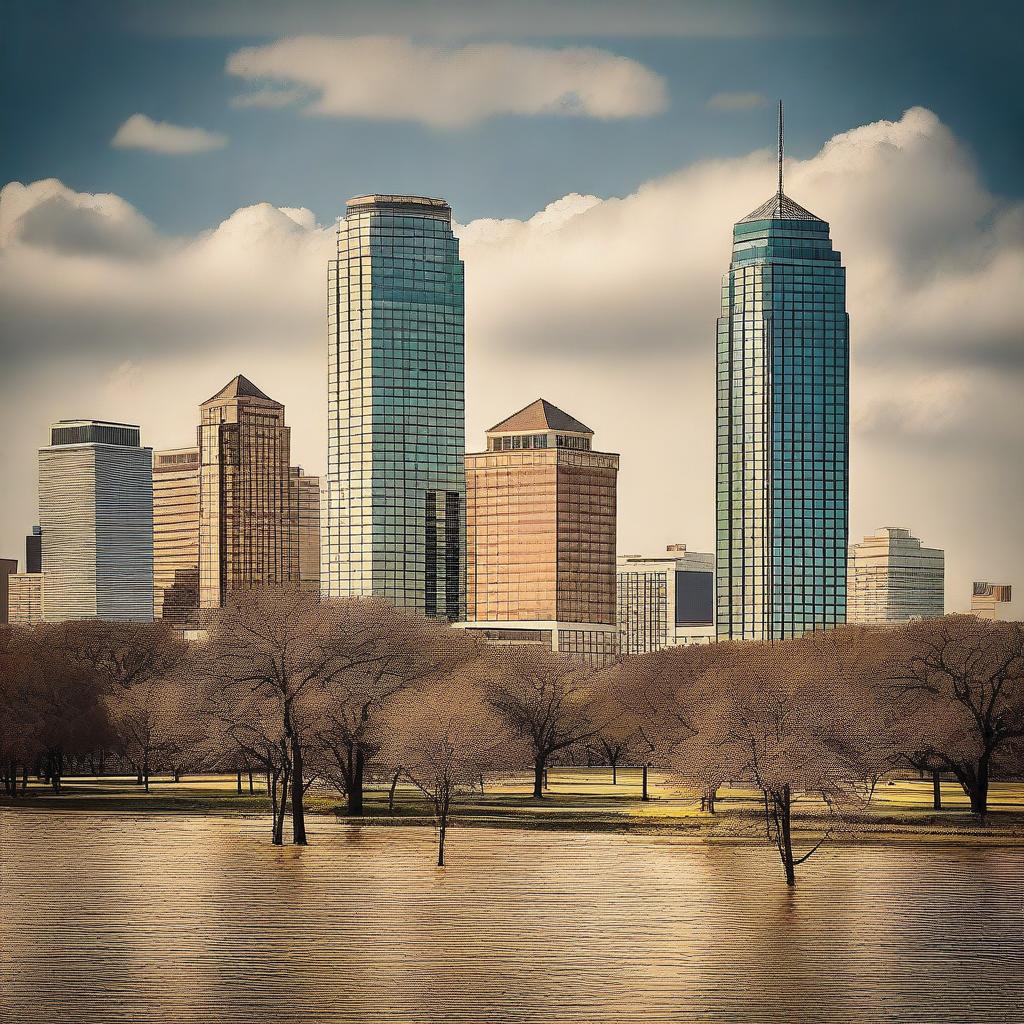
[738,190,823,224]
[345,195,451,220]
[488,399,593,436]
[202,374,277,406]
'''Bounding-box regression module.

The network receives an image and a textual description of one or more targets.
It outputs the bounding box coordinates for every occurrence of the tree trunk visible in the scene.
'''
[932,770,942,810]
[236,769,243,795]
[273,764,289,846]
[346,748,365,815]
[778,787,796,886]
[269,769,279,840]
[533,758,545,799]
[21,764,28,796]
[290,734,307,845]
[968,764,989,818]
[248,769,254,794]
[437,809,447,867]
[641,764,649,802]
[706,786,717,814]
[143,749,150,794]
[611,763,617,785]
[388,768,402,813]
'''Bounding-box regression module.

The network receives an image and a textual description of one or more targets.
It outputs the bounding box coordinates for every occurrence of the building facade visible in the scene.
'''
[458,399,619,663]
[38,420,153,622]
[153,447,201,627]
[323,194,466,621]
[8,573,43,625]
[847,527,944,624]
[971,582,1013,621]
[25,527,41,574]
[617,545,715,653]
[716,151,849,640]
[0,558,17,624]
[198,376,294,610]
[290,467,321,594]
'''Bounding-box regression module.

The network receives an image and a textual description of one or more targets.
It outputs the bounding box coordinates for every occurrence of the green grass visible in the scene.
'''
[5,768,1024,845]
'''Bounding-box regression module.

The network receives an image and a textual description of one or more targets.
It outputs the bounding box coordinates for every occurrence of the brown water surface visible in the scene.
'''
[1,811,1022,1022]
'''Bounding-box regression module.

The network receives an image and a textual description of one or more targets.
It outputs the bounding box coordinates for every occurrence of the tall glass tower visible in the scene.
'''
[324,195,466,621]
[716,107,849,640]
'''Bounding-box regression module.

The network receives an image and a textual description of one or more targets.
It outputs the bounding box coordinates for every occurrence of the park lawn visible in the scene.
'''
[5,770,1024,845]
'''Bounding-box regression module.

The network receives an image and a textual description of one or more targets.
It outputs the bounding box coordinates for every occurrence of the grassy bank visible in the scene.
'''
[5,769,1024,846]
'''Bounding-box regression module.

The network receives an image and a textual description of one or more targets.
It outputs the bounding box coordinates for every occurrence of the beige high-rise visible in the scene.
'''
[153,447,201,627]
[459,399,618,663]
[971,582,1012,621]
[198,376,294,610]
[847,527,944,624]
[290,467,321,595]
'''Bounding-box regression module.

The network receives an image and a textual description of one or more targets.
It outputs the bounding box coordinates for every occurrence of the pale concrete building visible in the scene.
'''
[153,447,201,628]
[39,420,153,622]
[458,399,619,664]
[847,527,944,625]
[971,582,1013,621]
[617,545,716,653]
[8,573,43,625]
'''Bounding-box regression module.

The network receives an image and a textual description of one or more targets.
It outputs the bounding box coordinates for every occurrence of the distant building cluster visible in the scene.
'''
[2,131,1008,647]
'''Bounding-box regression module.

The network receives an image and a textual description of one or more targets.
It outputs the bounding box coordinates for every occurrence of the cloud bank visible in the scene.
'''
[226,36,669,127]
[111,114,228,154]
[1,108,1021,613]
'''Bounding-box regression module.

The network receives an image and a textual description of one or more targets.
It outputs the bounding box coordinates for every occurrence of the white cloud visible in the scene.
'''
[111,113,228,154]
[707,91,769,111]
[226,36,669,127]
[1,108,1022,612]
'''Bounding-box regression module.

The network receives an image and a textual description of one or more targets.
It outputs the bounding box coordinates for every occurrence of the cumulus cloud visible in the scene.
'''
[226,35,669,127]
[111,113,228,154]
[707,91,769,111]
[1,107,1021,611]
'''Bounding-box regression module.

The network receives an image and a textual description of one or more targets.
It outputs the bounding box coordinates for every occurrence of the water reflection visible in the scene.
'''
[1,811,1021,1023]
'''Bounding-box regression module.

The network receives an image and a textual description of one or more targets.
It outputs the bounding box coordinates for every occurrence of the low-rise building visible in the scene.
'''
[8,573,43,625]
[617,545,715,653]
[847,527,944,625]
[971,582,1013,621]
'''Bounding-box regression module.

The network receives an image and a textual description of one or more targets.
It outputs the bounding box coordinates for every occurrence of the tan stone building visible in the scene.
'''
[458,399,618,663]
[290,466,321,595]
[198,376,295,610]
[8,573,43,625]
[153,447,201,627]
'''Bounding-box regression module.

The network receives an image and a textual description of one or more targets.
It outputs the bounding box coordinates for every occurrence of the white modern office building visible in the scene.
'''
[617,545,716,653]
[38,420,153,621]
[847,527,944,625]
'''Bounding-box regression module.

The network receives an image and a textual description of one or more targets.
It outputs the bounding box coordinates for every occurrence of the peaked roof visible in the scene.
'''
[739,190,822,224]
[488,398,593,435]
[203,374,275,405]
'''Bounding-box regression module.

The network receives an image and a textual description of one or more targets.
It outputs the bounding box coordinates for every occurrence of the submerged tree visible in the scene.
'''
[383,674,511,866]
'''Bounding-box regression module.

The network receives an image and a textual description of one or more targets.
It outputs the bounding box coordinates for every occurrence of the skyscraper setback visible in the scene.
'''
[153,447,200,627]
[323,195,466,621]
[716,106,849,640]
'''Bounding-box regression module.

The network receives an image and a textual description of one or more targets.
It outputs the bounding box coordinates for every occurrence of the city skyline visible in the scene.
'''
[1,3,1022,619]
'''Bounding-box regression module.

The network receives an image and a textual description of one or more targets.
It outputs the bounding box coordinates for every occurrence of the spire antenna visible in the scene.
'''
[777,99,784,196]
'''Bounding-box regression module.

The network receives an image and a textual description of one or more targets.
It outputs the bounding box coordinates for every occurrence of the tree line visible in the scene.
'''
[1,590,1022,881]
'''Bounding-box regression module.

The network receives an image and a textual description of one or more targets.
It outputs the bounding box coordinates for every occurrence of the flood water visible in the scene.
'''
[1,811,1022,1023]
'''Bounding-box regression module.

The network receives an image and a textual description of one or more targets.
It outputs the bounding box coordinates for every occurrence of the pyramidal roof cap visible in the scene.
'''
[488,398,593,435]
[203,374,276,405]
[739,190,822,224]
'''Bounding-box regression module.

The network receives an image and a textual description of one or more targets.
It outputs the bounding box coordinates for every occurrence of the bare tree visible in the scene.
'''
[382,674,512,866]
[891,615,1024,816]
[306,601,479,815]
[482,646,608,799]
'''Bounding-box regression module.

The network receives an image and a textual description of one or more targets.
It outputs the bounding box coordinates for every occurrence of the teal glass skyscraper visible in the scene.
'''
[716,108,849,640]
[323,195,466,620]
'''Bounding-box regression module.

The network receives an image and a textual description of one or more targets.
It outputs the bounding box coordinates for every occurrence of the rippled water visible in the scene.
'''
[1,811,1022,1023]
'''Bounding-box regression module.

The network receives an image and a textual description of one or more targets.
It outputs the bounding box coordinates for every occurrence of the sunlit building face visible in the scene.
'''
[323,195,466,621]
[716,192,850,640]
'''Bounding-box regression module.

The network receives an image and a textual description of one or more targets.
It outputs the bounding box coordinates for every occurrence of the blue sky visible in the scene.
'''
[1,0,1023,613]
[3,0,1022,232]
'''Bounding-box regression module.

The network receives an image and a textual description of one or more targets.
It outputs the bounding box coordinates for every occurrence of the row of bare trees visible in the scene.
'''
[2,592,1022,880]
